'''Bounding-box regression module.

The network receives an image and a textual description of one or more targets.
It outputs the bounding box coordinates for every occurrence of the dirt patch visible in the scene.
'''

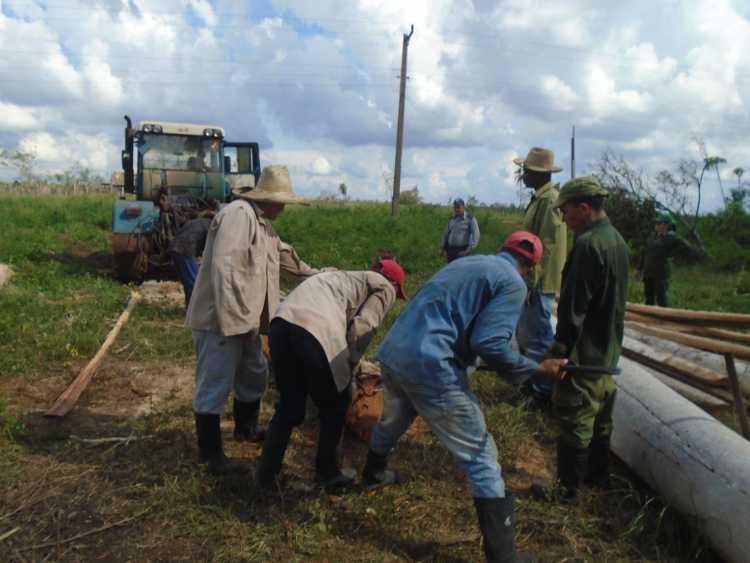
[0,263,11,288]
[0,357,194,421]
[141,280,185,307]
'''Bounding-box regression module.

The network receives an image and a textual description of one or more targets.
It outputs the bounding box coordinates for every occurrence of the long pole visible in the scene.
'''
[571,125,576,179]
[391,25,414,219]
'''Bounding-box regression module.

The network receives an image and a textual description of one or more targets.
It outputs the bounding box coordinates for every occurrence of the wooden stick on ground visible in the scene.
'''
[45,291,142,417]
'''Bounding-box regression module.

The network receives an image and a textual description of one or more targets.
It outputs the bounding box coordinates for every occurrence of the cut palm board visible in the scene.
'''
[45,291,142,417]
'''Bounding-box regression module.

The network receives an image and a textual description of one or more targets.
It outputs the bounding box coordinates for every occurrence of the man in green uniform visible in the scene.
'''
[513,147,568,403]
[636,213,703,307]
[544,176,630,501]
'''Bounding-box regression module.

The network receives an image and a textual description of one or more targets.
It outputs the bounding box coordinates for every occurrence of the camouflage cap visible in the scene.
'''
[554,175,608,208]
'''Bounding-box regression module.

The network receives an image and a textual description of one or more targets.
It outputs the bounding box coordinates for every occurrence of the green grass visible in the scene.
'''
[0,194,130,374]
[0,194,731,562]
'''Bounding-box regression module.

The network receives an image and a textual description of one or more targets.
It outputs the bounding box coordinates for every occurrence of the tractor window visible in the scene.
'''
[140,134,220,172]
[224,146,255,174]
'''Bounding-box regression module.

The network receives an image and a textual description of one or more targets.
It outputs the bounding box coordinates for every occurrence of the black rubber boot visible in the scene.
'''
[362,449,399,489]
[585,435,611,487]
[530,441,588,502]
[255,416,292,491]
[314,412,355,493]
[194,413,248,475]
[557,440,589,501]
[474,495,536,563]
[233,399,266,443]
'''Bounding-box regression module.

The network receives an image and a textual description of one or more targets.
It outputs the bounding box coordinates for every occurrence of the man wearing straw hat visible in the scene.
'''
[513,147,567,405]
[186,164,321,475]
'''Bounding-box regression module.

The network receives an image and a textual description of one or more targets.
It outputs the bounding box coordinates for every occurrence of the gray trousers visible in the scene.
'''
[192,329,268,415]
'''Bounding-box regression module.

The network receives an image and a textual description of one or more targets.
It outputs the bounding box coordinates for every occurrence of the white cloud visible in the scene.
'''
[189,0,218,27]
[541,74,578,111]
[0,102,41,130]
[17,131,118,174]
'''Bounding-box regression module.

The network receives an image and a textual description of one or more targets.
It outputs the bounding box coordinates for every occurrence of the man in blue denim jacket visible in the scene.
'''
[361,231,566,563]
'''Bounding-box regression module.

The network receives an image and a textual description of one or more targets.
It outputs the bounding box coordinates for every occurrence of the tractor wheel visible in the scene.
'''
[114,251,148,283]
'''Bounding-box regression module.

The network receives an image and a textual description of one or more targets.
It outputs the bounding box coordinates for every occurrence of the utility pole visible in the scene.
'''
[391,24,414,219]
[570,125,576,179]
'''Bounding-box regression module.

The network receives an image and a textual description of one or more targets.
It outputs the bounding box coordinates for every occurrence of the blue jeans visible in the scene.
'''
[516,290,555,396]
[192,329,268,414]
[369,367,506,498]
[171,253,199,307]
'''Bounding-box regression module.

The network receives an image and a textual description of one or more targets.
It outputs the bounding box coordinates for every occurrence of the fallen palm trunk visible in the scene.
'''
[622,333,728,389]
[612,357,750,563]
[46,291,142,417]
[643,369,730,415]
[626,302,750,329]
[627,321,750,362]
[626,312,750,346]
[624,327,750,395]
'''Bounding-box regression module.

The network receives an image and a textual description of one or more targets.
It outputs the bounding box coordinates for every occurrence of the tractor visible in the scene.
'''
[112,115,260,281]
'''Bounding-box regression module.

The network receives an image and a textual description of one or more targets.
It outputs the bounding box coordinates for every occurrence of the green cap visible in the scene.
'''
[656,212,676,226]
[554,175,608,208]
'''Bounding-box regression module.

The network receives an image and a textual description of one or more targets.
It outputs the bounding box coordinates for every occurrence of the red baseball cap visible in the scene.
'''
[501,231,543,264]
[375,259,407,300]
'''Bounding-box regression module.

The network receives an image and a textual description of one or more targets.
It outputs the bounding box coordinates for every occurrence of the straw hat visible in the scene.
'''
[512,147,563,173]
[232,165,308,205]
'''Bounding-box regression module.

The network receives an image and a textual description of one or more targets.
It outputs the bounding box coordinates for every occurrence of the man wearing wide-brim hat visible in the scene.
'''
[186,164,321,475]
[512,147,568,405]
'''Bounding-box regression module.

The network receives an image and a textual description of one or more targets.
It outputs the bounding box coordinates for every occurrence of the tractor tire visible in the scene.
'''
[114,251,148,283]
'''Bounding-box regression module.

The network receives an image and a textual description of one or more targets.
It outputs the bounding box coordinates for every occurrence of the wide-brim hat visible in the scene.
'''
[232,164,308,205]
[513,147,563,173]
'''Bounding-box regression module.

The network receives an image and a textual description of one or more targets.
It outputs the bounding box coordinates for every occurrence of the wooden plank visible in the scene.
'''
[627,302,750,329]
[45,291,142,417]
[627,321,750,362]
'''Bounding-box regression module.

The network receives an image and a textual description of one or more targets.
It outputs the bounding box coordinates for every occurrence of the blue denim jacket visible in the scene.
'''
[375,251,539,388]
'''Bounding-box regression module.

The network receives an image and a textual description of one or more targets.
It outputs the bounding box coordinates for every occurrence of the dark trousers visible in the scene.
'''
[445,245,469,263]
[644,277,670,307]
[267,318,351,477]
[171,253,199,306]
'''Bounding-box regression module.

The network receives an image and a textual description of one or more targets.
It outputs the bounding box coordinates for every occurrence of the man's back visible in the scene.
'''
[376,253,534,386]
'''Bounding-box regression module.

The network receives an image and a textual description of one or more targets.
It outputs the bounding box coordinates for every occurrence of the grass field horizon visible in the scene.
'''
[0,193,731,562]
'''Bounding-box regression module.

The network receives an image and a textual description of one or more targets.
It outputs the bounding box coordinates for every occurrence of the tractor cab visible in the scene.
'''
[112,115,260,281]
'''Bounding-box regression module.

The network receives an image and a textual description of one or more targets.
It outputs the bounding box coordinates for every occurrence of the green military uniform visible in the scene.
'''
[547,176,629,499]
[522,182,567,295]
[553,214,629,449]
[640,225,700,307]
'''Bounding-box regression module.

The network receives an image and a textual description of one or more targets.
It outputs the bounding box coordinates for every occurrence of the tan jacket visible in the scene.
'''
[186,199,318,336]
[274,271,397,391]
[523,182,567,295]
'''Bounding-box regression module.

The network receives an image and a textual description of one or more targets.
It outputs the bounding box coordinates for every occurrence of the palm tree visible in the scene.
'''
[703,156,727,205]
[734,167,744,189]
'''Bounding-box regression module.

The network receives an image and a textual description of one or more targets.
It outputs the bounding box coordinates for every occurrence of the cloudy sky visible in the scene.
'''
[1,0,749,210]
